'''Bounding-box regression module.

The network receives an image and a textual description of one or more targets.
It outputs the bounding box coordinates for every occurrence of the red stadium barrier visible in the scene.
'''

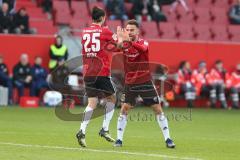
[1,35,240,107]
[0,34,240,74]
[0,34,54,74]
[149,40,240,73]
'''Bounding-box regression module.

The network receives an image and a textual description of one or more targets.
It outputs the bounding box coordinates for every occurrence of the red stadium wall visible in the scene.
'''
[0,34,240,74]
[149,40,240,73]
[0,34,54,74]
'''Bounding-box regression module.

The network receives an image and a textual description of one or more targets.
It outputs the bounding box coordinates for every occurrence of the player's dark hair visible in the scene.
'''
[92,6,105,23]
[215,59,222,64]
[179,60,187,69]
[126,19,139,28]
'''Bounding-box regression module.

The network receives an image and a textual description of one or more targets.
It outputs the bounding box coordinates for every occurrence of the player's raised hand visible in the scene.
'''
[117,26,123,42]
[122,29,130,42]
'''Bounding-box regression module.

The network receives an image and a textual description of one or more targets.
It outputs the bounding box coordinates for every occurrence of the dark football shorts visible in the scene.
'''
[84,76,115,98]
[122,81,160,106]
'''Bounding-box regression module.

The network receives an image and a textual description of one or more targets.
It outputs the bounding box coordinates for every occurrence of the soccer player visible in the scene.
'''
[176,61,196,107]
[206,60,228,108]
[226,63,240,109]
[114,20,175,148]
[191,61,208,98]
[76,7,116,147]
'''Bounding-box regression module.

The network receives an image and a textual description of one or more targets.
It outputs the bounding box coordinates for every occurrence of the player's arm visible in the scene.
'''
[131,41,148,52]
[118,28,148,52]
[116,27,131,50]
[101,27,114,41]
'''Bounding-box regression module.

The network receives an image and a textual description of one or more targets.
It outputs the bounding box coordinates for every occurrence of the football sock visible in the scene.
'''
[80,106,94,134]
[117,114,127,141]
[157,113,171,141]
[102,102,115,131]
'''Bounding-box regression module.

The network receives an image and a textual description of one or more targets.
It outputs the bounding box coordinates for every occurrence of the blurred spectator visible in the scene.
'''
[170,0,189,13]
[42,0,52,14]
[106,0,128,20]
[206,60,228,108]
[49,35,68,71]
[158,0,176,5]
[13,54,32,98]
[191,61,208,97]
[226,63,240,109]
[0,2,12,33]
[149,0,167,22]
[0,55,13,104]
[229,0,240,24]
[12,7,30,34]
[49,59,70,93]
[3,0,15,13]
[132,0,152,23]
[176,61,196,107]
[132,0,166,23]
[30,56,49,97]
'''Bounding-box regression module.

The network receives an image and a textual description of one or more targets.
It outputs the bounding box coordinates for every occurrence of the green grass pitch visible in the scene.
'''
[0,106,239,160]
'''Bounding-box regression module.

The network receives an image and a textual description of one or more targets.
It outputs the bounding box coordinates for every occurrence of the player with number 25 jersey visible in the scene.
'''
[76,7,116,148]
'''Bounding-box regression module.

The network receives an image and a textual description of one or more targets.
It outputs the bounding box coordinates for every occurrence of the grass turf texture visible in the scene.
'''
[0,106,239,160]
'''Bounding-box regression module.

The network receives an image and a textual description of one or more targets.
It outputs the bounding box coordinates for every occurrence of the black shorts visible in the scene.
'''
[122,81,160,106]
[84,76,115,98]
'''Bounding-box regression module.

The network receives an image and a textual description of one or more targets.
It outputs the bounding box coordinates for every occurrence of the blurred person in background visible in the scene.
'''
[2,0,15,13]
[41,0,52,18]
[132,0,166,23]
[12,7,30,34]
[30,56,48,97]
[131,0,152,23]
[226,63,240,109]
[48,35,68,71]
[206,60,228,108]
[170,0,189,13]
[229,0,240,24]
[176,61,196,107]
[106,0,128,20]
[0,2,12,33]
[0,55,13,104]
[149,0,167,22]
[13,54,32,98]
[191,61,208,98]
[49,59,70,94]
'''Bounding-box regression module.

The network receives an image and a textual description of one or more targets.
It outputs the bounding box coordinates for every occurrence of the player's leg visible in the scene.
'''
[99,94,116,142]
[230,87,239,109]
[209,84,217,108]
[140,81,175,148]
[152,104,175,148]
[114,102,133,147]
[76,97,98,147]
[188,84,196,108]
[96,77,116,142]
[114,84,135,147]
[217,84,227,108]
[181,83,194,107]
[76,77,99,147]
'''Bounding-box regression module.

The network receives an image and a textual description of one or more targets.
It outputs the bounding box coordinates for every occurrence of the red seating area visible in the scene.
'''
[16,0,57,35]
[159,0,240,42]
[16,0,240,41]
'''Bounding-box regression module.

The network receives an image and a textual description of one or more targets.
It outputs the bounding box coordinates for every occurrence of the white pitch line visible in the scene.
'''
[0,142,203,160]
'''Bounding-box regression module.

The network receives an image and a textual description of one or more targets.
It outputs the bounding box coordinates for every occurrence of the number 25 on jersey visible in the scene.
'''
[83,33,101,56]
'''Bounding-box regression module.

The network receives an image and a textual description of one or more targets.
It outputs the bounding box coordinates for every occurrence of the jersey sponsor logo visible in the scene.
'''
[125,53,139,58]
